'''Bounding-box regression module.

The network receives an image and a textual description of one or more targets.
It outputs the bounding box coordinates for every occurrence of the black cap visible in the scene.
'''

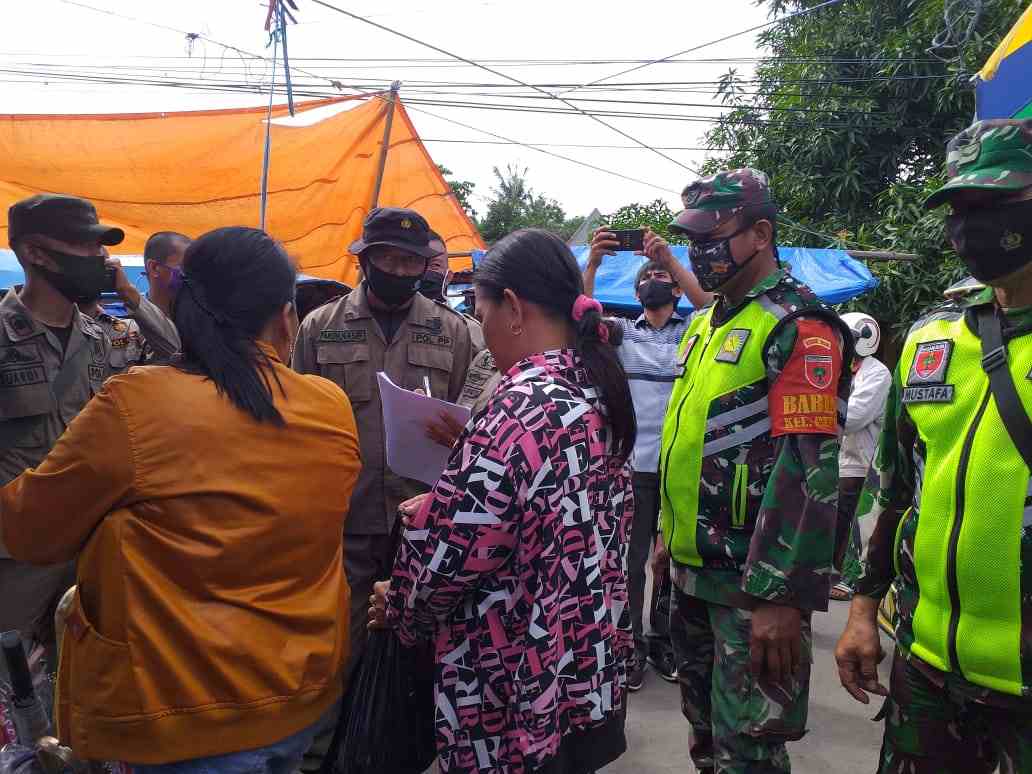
[348,207,436,259]
[8,194,125,248]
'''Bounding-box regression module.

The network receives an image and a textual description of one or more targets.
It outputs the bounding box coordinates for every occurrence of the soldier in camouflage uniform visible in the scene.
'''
[836,120,1032,773]
[654,168,853,773]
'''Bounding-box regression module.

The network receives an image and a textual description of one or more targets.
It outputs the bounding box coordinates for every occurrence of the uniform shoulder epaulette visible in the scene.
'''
[431,298,467,321]
[79,314,106,337]
[305,294,350,326]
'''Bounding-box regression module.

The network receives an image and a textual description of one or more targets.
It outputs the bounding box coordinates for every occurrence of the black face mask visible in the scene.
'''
[638,279,677,310]
[688,224,760,292]
[418,271,447,302]
[364,259,425,308]
[946,199,1032,283]
[35,247,107,303]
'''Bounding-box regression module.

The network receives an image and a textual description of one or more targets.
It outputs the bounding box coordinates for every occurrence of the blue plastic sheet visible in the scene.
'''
[1,250,346,318]
[472,246,877,313]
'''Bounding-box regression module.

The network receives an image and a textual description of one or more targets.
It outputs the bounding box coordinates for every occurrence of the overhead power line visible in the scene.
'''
[405,105,682,196]
[557,0,851,96]
[0,52,946,65]
[55,0,377,96]
[421,139,727,150]
[307,0,703,175]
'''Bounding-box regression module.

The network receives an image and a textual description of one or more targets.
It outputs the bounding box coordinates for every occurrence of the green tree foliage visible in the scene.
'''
[437,164,478,221]
[703,0,1025,333]
[477,165,583,243]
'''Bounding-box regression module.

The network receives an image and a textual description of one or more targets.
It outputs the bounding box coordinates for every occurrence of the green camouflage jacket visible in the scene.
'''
[667,269,852,613]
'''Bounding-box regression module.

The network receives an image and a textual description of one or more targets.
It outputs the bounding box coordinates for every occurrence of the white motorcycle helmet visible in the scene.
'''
[841,312,881,358]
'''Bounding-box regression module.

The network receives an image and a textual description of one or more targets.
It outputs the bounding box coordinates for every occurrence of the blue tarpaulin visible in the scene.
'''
[1,249,348,318]
[472,246,877,313]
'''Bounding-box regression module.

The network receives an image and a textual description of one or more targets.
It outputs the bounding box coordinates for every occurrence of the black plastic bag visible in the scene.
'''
[323,629,435,774]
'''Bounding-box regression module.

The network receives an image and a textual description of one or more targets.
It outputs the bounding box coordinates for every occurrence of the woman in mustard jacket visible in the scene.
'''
[1,227,361,771]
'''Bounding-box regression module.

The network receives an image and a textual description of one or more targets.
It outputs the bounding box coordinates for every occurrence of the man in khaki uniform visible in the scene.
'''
[0,194,120,665]
[77,298,145,372]
[292,207,477,665]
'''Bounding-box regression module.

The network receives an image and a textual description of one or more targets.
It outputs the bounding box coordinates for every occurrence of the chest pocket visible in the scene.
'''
[406,345,454,400]
[0,381,53,449]
[317,343,372,403]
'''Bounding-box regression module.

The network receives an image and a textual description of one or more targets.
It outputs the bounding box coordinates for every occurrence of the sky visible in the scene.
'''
[2,0,771,218]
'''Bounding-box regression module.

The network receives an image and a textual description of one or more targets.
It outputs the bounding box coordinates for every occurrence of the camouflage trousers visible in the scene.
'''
[670,589,812,774]
[877,649,1032,773]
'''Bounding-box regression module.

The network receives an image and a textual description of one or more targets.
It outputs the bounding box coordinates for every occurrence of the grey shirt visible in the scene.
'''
[615,312,692,473]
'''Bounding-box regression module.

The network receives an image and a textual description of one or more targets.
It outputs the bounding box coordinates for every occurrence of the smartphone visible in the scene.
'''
[103,267,118,293]
[609,228,645,252]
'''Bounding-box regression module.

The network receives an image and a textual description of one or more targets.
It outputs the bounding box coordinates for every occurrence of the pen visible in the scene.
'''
[423,375,432,398]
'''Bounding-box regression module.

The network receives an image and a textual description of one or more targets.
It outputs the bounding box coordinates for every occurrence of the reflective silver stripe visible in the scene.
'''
[702,418,772,457]
[757,295,789,321]
[706,397,768,432]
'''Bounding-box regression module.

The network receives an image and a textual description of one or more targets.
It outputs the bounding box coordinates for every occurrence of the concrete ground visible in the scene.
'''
[607,600,892,774]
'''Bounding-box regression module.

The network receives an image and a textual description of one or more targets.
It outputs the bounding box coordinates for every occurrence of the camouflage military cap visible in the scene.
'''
[670,168,774,236]
[925,119,1032,209]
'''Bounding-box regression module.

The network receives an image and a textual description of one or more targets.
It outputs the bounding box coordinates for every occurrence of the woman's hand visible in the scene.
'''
[367,580,391,629]
[425,411,466,448]
[398,493,431,528]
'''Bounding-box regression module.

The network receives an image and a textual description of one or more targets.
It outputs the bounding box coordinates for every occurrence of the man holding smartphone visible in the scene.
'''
[583,225,712,691]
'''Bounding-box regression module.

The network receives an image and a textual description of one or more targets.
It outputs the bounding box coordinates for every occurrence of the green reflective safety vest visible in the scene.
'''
[660,299,776,566]
[898,308,1032,697]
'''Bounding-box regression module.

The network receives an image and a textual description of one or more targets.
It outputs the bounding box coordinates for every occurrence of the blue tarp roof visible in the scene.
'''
[472,246,877,313]
[1,250,348,318]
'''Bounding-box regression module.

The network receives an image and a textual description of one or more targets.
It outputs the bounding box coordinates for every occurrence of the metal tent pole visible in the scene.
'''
[370,81,402,209]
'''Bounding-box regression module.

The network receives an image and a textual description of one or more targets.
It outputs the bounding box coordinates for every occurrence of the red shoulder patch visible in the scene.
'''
[769,318,842,437]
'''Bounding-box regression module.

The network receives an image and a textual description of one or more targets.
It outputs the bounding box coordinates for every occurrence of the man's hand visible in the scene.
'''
[641,228,676,269]
[425,411,465,449]
[834,595,888,704]
[368,580,391,629]
[588,226,620,267]
[105,257,141,309]
[750,603,802,685]
[650,533,671,577]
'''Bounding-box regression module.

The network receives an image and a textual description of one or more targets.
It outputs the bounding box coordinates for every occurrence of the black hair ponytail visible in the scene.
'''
[475,229,637,461]
[172,227,296,425]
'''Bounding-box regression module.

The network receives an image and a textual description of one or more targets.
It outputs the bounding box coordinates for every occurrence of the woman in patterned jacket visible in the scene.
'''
[371,229,637,774]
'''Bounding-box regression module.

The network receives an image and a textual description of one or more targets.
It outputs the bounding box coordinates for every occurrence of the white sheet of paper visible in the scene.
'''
[376,371,472,486]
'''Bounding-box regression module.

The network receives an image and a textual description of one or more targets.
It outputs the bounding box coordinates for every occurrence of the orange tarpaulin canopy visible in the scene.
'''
[0,94,484,285]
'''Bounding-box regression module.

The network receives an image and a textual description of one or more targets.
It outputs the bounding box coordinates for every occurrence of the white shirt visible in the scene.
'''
[839,356,892,479]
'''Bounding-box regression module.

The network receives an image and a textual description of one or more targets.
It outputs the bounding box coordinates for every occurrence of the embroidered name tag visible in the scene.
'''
[88,365,106,382]
[902,385,955,404]
[0,344,42,368]
[412,332,452,347]
[715,329,751,364]
[0,366,45,388]
[319,329,367,344]
[908,340,953,386]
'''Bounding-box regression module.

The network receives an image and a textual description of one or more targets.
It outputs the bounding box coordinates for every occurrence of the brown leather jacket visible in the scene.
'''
[1,346,361,764]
